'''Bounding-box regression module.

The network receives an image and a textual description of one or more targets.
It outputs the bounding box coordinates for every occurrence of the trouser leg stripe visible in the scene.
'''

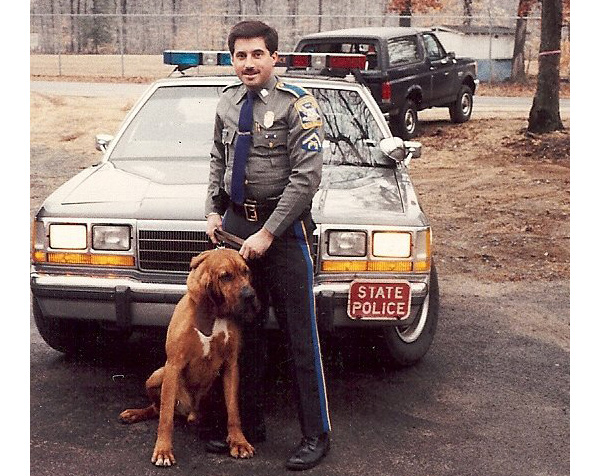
[293,220,331,433]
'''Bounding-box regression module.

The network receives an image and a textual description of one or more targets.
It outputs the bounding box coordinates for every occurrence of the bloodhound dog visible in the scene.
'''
[119,249,259,466]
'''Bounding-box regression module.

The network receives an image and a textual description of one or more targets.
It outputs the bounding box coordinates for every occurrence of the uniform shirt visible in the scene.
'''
[206,75,324,237]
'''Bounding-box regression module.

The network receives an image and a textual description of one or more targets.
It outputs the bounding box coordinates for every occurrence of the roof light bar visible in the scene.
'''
[163,50,367,71]
[286,53,367,70]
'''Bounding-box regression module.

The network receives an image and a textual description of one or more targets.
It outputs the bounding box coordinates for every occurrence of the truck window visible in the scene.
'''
[422,34,446,61]
[387,36,420,65]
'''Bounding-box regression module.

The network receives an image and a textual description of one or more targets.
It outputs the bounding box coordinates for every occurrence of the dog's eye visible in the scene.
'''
[219,272,233,282]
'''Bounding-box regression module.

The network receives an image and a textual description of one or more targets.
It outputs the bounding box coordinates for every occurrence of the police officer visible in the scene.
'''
[205,21,331,471]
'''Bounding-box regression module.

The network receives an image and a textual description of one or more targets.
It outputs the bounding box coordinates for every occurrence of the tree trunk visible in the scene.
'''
[511,15,528,82]
[528,0,563,134]
[463,0,473,26]
[121,0,128,54]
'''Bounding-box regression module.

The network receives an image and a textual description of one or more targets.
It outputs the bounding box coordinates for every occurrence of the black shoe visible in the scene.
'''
[285,433,330,471]
[205,439,230,454]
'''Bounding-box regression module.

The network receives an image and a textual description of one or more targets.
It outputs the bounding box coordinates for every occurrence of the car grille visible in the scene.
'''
[138,230,211,272]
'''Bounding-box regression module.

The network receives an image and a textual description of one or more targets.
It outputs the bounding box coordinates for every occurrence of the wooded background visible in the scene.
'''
[30,0,569,83]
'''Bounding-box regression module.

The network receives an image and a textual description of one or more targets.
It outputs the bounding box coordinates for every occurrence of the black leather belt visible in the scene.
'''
[230,199,278,222]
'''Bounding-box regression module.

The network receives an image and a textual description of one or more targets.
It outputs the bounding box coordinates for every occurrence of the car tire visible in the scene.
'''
[449,85,473,123]
[32,298,130,355]
[380,262,439,367]
[390,99,419,140]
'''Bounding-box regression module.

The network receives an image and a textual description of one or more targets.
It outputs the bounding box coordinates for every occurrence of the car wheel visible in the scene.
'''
[380,262,439,367]
[449,85,473,123]
[390,99,419,140]
[32,298,130,355]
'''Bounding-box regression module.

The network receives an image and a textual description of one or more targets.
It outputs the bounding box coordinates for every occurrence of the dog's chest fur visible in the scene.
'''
[183,318,235,388]
[194,319,230,357]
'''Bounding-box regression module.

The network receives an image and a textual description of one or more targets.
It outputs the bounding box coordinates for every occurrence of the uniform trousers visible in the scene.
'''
[221,205,331,439]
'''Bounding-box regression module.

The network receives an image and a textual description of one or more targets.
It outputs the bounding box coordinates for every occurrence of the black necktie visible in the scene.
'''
[231,90,256,205]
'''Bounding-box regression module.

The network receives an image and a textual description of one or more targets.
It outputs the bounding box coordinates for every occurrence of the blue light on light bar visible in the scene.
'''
[163,50,232,67]
[163,50,201,67]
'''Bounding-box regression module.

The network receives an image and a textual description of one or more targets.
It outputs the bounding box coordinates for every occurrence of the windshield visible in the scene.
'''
[110,83,390,167]
[110,86,221,160]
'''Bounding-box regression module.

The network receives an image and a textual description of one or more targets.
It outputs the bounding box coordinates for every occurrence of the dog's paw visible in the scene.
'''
[151,446,176,467]
[227,435,255,459]
[118,409,140,424]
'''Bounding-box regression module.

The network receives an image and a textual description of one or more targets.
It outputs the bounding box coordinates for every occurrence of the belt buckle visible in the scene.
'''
[244,201,258,222]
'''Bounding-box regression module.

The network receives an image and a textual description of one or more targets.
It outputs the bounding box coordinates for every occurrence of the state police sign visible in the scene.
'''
[347,280,411,320]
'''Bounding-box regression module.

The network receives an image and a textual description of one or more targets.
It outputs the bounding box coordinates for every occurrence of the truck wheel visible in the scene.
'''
[449,85,473,123]
[379,263,439,367]
[390,99,418,140]
[32,298,130,355]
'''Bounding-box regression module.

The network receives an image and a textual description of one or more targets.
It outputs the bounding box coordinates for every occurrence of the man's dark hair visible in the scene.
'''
[227,21,278,54]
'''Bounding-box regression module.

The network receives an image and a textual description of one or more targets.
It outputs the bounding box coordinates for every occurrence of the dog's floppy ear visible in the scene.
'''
[187,251,211,303]
[190,251,211,270]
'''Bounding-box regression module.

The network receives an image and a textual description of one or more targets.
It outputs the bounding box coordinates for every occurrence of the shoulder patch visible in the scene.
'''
[301,131,322,153]
[276,81,308,98]
[294,95,323,130]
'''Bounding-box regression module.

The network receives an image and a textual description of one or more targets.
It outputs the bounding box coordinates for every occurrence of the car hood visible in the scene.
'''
[39,160,424,226]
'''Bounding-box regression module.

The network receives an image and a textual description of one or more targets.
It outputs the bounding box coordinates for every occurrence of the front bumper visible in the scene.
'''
[30,273,429,330]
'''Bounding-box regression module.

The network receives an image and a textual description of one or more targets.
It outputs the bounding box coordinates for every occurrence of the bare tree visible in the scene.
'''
[511,0,534,83]
[527,0,563,134]
[387,0,443,27]
[462,0,473,26]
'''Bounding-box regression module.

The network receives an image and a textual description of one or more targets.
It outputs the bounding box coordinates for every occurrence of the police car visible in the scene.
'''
[30,50,439,367]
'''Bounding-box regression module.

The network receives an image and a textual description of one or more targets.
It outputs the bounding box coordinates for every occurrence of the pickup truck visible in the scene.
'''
[293,27,478,139]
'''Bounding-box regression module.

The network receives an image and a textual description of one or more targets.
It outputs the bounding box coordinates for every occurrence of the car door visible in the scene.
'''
[421,33,456,105]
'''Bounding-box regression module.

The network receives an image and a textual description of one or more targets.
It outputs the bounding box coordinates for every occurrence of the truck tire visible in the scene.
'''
[32,298,130,355]
[390,99,419,140]
[449,85,473,123]
[379,262,439,367]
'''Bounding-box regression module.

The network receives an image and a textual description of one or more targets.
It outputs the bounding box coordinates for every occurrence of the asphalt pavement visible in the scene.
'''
[30,277,569,476]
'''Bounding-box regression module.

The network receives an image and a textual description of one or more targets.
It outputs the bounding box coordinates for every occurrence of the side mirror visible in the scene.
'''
[95,134,114,152]
[447,51,456,60]
[380,137,422,165]
[380,137,405,162]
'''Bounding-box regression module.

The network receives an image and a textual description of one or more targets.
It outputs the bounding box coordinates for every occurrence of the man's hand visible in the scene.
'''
[206,214,223,244]
[240,228,274,260]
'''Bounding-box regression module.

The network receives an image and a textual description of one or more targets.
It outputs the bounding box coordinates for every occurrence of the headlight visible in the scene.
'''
[372,232,411,258]
[93,225,131,251]
[49,224,87,249]
[327,231,367,257]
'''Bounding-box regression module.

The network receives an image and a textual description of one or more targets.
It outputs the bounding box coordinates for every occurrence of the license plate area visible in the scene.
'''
[347,279,411,320]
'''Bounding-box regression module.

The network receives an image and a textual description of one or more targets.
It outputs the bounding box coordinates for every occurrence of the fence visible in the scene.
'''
[30,13,569,81]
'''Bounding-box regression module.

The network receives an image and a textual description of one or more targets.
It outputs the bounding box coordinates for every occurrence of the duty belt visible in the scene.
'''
[231,199,278,222]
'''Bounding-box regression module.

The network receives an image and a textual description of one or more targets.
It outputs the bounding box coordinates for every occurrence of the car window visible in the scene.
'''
[308,88,389,167]
[387,36,420,65]
[110,86,222,160]
[422,34,446,61]
[110,84,390,167]
[300,42,379,70]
